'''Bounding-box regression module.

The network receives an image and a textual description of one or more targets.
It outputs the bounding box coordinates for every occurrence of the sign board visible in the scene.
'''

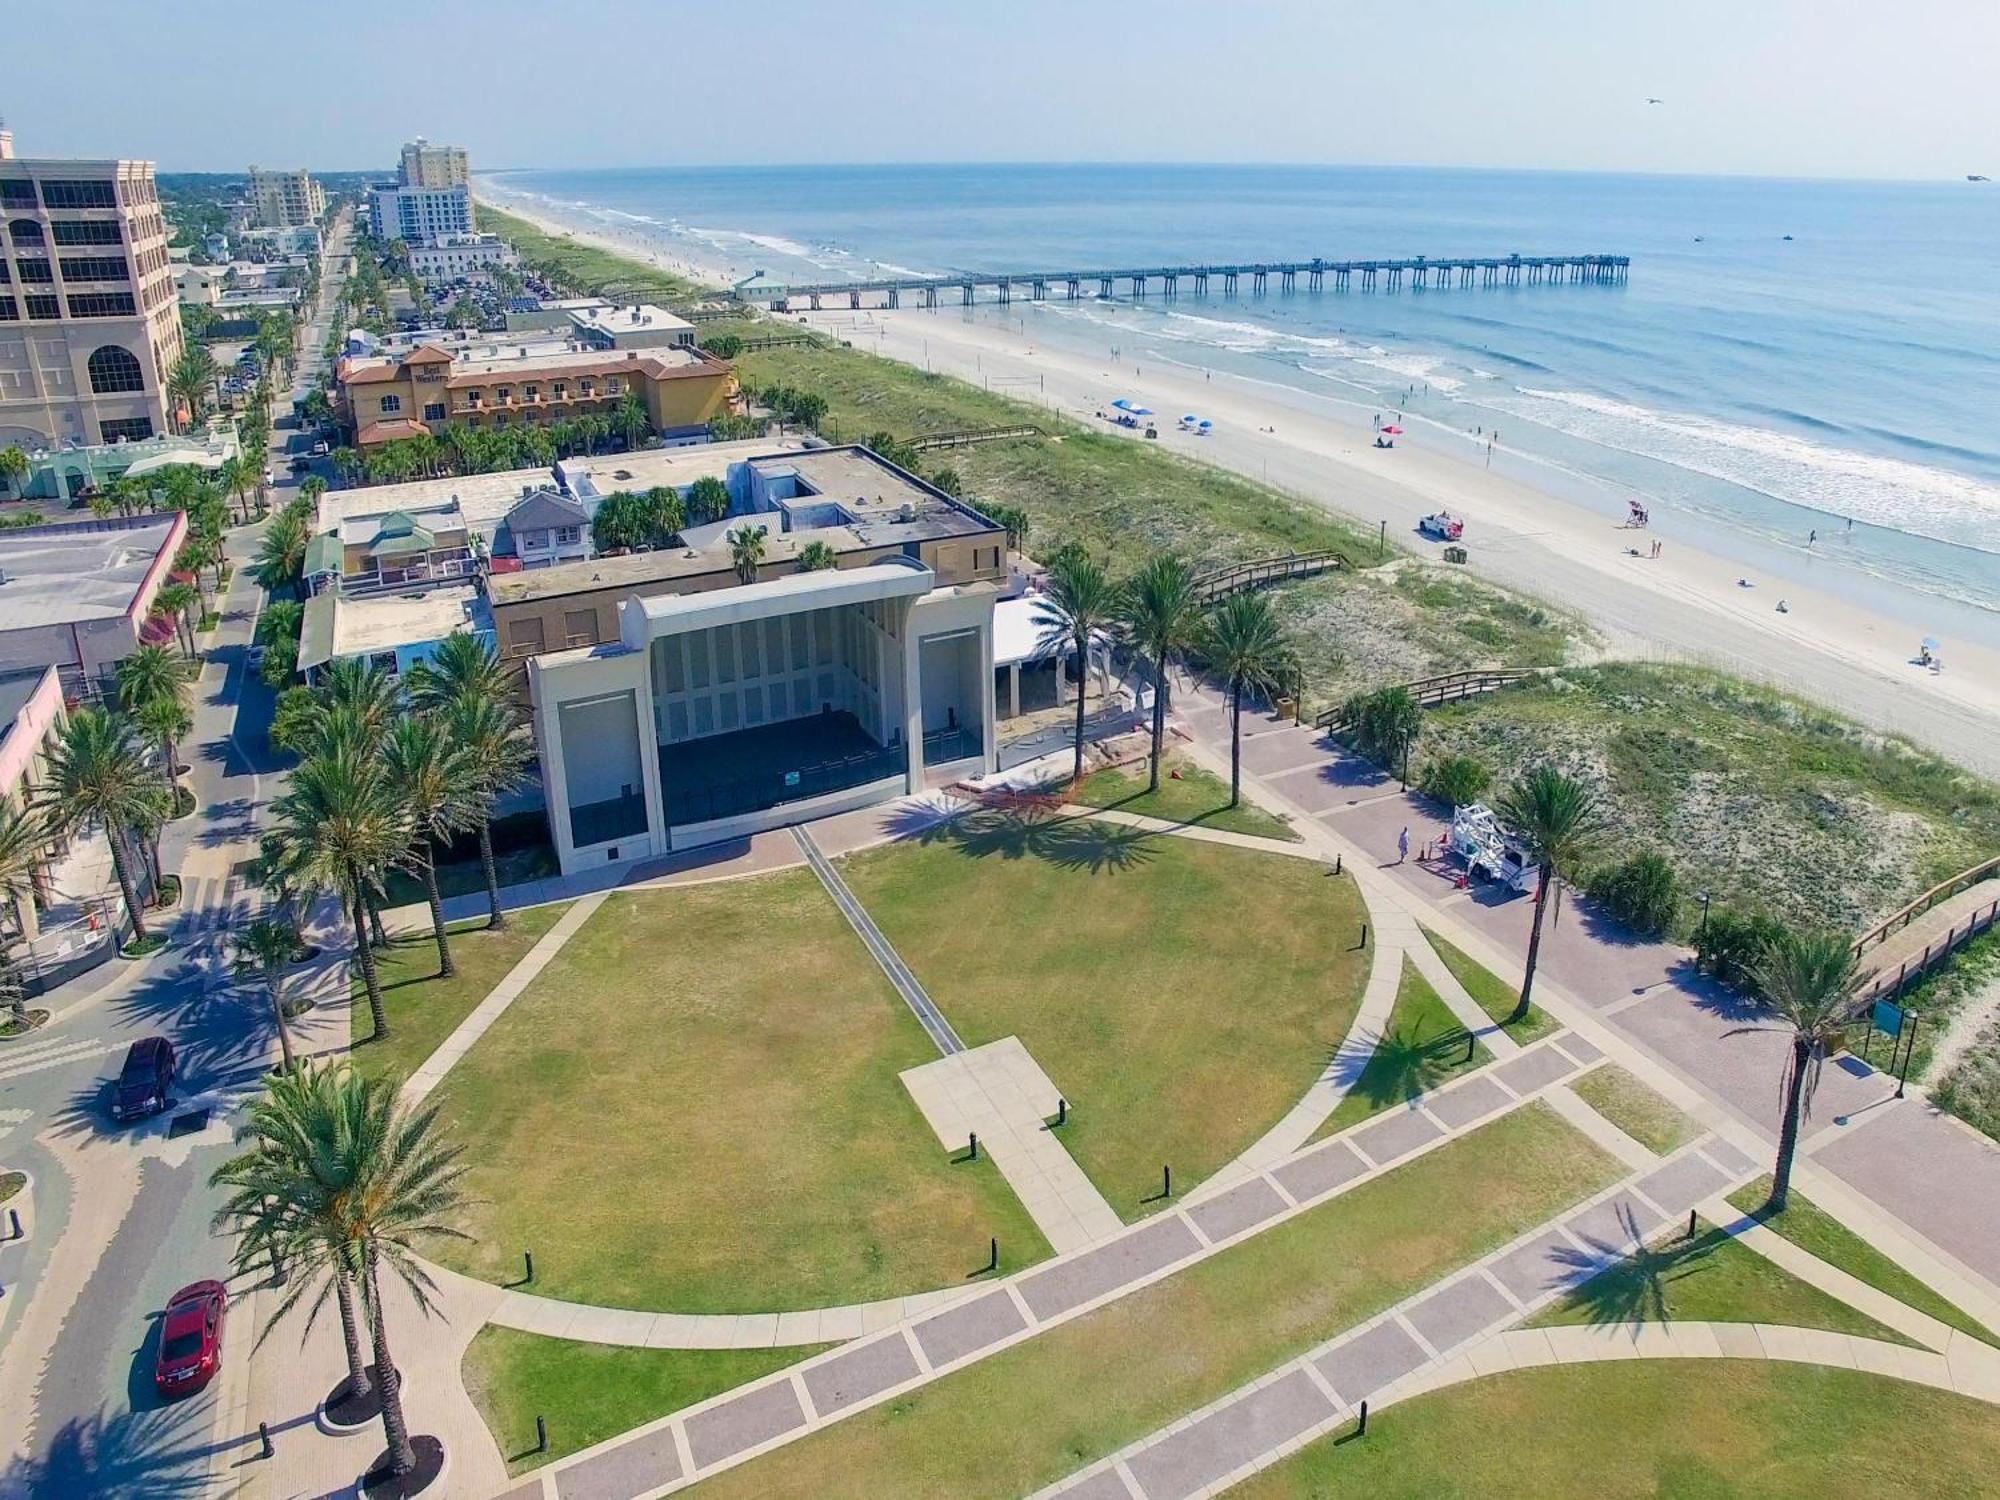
[1872,999,1906,1038]
[784,770,801,788]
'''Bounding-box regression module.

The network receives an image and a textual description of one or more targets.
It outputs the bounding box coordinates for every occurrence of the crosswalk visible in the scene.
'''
[0,1033,119,1087]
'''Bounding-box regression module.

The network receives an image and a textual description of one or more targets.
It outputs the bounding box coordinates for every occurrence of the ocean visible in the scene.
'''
[481,163,2000,631]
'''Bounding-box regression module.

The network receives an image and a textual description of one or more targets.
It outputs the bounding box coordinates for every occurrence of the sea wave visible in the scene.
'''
[1500,388,2000,549]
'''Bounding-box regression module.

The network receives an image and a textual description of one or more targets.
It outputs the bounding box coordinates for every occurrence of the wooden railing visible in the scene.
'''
[1314,668,1537,732]
[1192,549,1351,602]
[1852,855,2000,959]
[909,424,1046,452]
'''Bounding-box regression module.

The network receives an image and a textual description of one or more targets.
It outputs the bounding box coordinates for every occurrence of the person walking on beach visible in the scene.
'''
[1398,827,1411,864]
[1809,529,1818,547]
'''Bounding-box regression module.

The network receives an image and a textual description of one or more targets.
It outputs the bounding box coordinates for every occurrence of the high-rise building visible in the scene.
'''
[0,135,184,448]
[399,138,469,189]
[367,183,474,247]
[247,166,326,228]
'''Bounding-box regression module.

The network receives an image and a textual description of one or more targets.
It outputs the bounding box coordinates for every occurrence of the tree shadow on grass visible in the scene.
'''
[1545,1209,1724,1328]
[1343,1021,1476,1116]
[889,805,1158,875]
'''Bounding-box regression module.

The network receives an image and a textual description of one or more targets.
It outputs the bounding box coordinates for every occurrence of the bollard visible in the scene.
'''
[6,1208,19,1241]
[259,1421,274,1460]
[1359,922,1369,949]
[969,1132,979,1163]
[535,1415,548,1455]
[986,1237,999,1273]
[1163,1164,1172,1199]
[1055,1097,1067,1128]
[1336,854,1343,876]
[1464,1032,1476,1065]
[1357,1399,1368,1437]
[523,1249,534,1285]
[1686,1209,1697,1241]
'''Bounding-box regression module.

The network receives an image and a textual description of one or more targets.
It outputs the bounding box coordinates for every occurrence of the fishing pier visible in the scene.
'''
[753,253,1629,311]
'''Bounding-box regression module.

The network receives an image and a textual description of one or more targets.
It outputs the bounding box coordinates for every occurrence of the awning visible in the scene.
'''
[303,532,343,577]
[621,557,934,647]
[297,591,337,672]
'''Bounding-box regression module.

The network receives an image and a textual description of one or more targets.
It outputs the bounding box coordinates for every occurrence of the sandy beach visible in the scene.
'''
[482,191,2000,776]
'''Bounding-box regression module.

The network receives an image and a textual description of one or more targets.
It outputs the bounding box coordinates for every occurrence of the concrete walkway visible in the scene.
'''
[902,1037,1122,1254]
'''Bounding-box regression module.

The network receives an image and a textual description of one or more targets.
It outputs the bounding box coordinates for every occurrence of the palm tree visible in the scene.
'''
[331,447,365,486]
[271,742,410,1040]
[255,507,311,597]
[133,694,194,814]
[115,643,188,719]
[730,523,769,585]
[38,708,166,945]
[218,456,254,524]
[383,717,475,978]
[1493,766,1609,1025]
[1746,931,1865,1213]
[407,637,532,930]
[616,392,650,450]
[209,1066,377,1420]
[299,474,328,509]
[797,540,838,573]
[1201,592,1296,808]
[155,580,200,656]
[239,917,305,1072]
[0,799,50,939]
[1121,553,1204,793]
[1034,550,1122,784]
[686,475,730,525]
[168,346,221,430]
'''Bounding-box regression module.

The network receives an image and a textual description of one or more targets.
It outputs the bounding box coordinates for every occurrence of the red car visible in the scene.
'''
[154,1281,227,1396]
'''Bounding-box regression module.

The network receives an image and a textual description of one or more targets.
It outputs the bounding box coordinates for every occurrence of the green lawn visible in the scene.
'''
[688,1103,1622,1500]
[1419,926,1558,1043]
[1527,1216,1914,1346]
[1569,1062,1698,1156]
[1065,754,1300,841]
[1726,1175,2000,1348]
[841,814,1372,1215]
[0,1171,22,1204]
[430,869,1046,1312]
[464,1327,830,1476]
[1230,1362,2000,1499]
[347,904,569,1085]
[1314,959,1490,1139]
[479,203,707,301]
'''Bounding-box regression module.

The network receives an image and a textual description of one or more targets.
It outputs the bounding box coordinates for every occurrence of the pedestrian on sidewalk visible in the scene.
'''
[1398,826,1410,864]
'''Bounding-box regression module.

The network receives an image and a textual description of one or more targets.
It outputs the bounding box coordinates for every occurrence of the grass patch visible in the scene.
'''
[347,904,569,1085]
[1230,1361,2000,1499]
[842,814,1371,1215]
[0,1009,49,1038]
[1424,662,2000,934]
[1569,1063,1698,1156]
[1726,1174,2000,1348]
[433,870,1046,1312]
[1417,925,1557,1043]
[480,203,707,303]
[1527,1216,1915,1346]
[1065,754,1299,841]
[120,934,169,958]
[691,1103,1622,1500]
[1900,924,2000,1110]
[0,1171,22,1204]
[1315,960,1490,1139]
[464,1327,829,1476]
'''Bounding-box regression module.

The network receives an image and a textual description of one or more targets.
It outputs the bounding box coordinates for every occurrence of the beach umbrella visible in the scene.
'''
[1922,636,1942,652]
[1111,398,1135,412]
[1381,424,1404,435]
[1130,406,1153,417]
[1182,414,1198,424]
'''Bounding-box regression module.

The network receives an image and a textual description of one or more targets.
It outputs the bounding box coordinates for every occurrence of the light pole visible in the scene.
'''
[1696,890,1711,946]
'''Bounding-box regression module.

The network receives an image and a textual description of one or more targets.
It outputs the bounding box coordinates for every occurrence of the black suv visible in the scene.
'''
[111,1036,177,1122]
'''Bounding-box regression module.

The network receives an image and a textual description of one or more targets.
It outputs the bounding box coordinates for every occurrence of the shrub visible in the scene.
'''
[1694,907,1792,994]
[1589,850,1681,937]
[1419,753,1490,808]
[1345,685,1422,772]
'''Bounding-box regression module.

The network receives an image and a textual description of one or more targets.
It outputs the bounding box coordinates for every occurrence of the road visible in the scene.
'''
[0,217,348,1499]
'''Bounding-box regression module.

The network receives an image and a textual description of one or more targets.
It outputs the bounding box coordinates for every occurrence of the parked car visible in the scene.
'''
[245,644,267,671]
[111,1035,176,1122]
[310,441,329,457]
[153,1281,226,1396]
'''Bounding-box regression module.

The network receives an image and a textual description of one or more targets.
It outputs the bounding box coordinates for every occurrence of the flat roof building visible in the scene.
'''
[247,166,325,228]
[399,139,469,190]
[0,139,184,449]
[0,512,187,694]
[297,580,493,681]
[568,304,696,352]
[368,183,473,248]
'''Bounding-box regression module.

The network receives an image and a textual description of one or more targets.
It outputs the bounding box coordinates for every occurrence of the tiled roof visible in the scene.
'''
[355,417,432,446]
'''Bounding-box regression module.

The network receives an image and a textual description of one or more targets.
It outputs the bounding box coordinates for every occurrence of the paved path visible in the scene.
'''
[902,1038,1122,1254]
[512,1027,1605,1497]
[793,824,965,1056]
[1857,878,2000,996]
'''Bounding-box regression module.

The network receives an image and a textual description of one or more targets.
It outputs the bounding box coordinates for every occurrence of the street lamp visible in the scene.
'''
[1697,890,1712,946]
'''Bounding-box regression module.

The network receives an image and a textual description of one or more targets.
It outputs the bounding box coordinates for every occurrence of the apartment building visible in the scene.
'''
[0,133,184,448]
[334,338,735,449]
[399,138,469,189]
[247,166,326,228]
[408,235,518,285]
[368,183,474,247]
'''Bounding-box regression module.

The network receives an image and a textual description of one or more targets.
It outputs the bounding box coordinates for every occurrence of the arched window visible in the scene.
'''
[8,219,44,247]
[87,344,145,394]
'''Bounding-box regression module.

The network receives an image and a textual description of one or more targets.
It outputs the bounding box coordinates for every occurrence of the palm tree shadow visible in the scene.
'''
[1345,1022,1471,1115]
[3,1394,230,1499]
[917,808,1158,875]
[1544,1208,1723,1329]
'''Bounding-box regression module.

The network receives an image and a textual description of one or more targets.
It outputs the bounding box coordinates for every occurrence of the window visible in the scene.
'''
[555,525,579,545]
[16,259,52,283]
[100,416,155,442]
[88,344,145,394]
[7,218,43,245]
[423,402,446,422]
[67,291,137,317]
[60,256,129,282]
[496,386,511,402]
[552,381,566,399]
[24,294,59,320]
[379,394,401,414]
[0,182,36,208]
[0,297,16,321]
[0,261,8,282]
[578,380,594,397]
[40,180,118,209]
[52,220,120,246]
[605,378,622,396]
[505,617,545,656]
[465,391,481,407]
[523,384,537,399]
[562,609,598,647]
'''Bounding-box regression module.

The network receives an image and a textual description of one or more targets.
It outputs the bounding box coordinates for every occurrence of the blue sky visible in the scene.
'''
[8,0,1994,180]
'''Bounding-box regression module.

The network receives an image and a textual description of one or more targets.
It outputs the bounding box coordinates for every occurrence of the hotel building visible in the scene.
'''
[0,131,184,448]
[247,166,326,228]
[399,139,469,190]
